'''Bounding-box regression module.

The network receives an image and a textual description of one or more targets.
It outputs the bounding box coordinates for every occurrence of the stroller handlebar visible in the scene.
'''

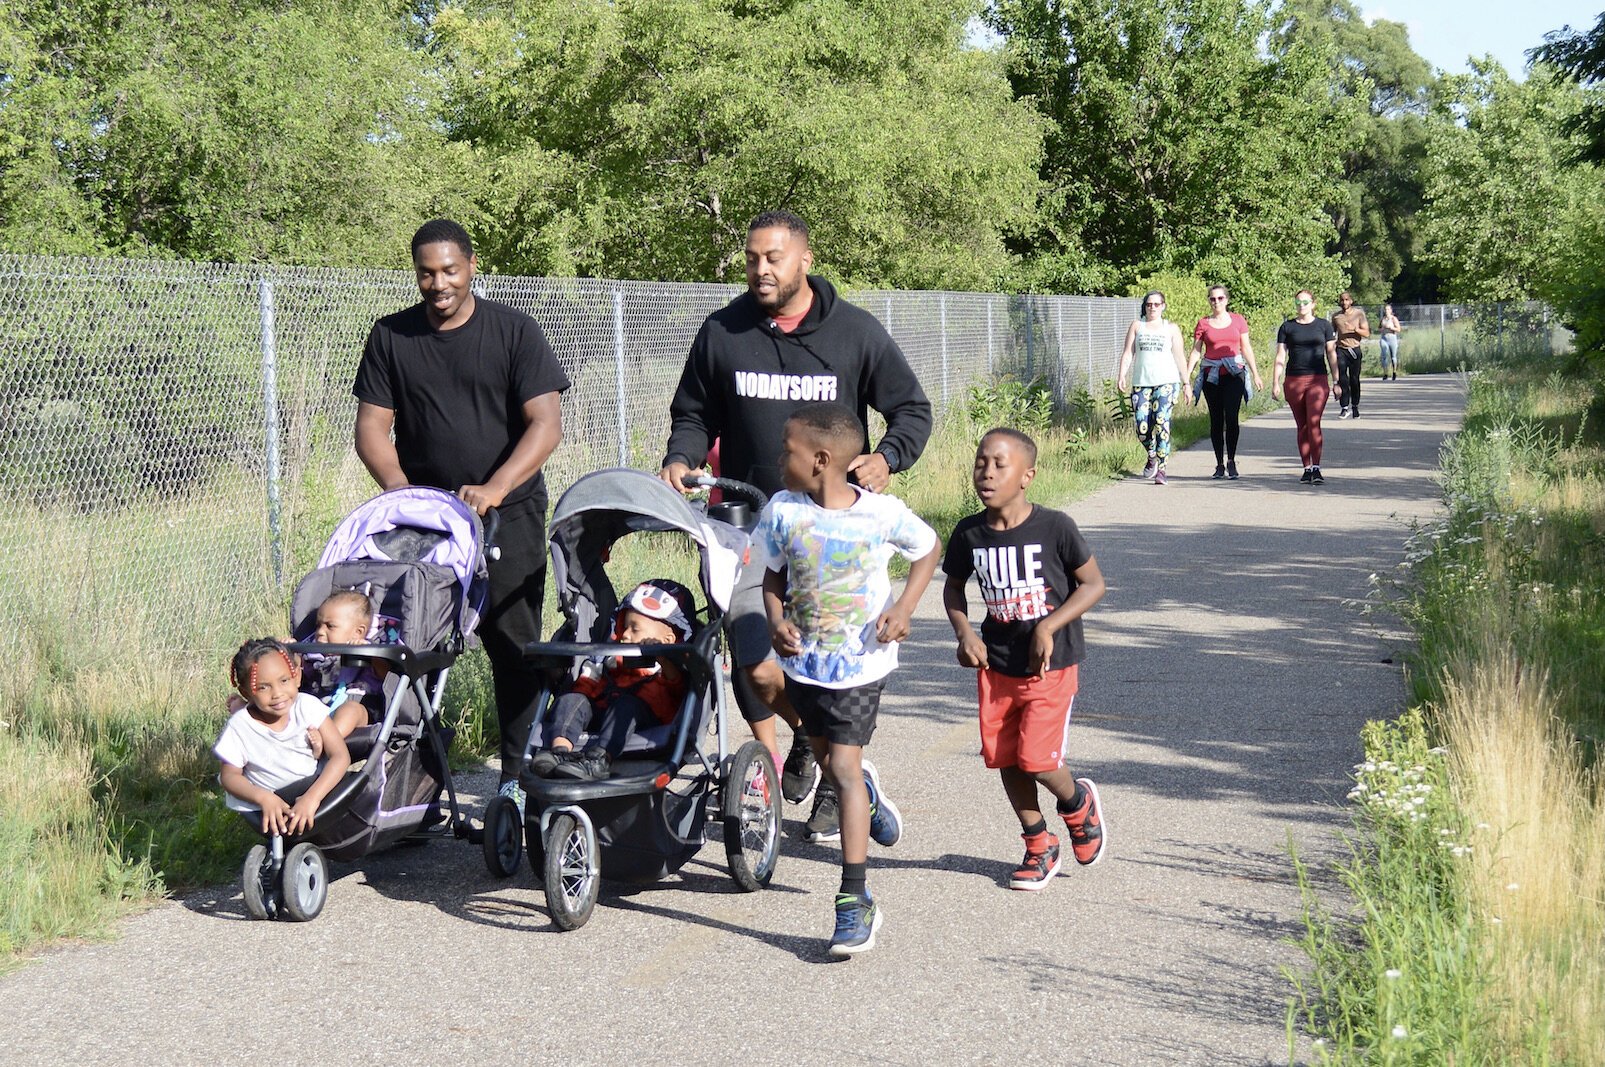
[683,475,768,511]
[481,507,501,561]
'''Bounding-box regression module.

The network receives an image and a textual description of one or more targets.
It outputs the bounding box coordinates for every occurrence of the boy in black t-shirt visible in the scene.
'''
[942,428,1109,890]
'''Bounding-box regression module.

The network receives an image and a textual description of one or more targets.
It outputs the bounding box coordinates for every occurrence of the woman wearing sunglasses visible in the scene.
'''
[1272,290,1340,484]
[1186,285,1262,479]
[1116,290,1189,484]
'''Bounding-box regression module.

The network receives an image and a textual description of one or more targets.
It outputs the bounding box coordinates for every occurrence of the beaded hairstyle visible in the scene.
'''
[230,637,297,698]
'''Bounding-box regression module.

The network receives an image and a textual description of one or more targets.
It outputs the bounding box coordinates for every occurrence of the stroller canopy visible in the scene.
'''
[317,487,489,639]
[548,469,750,641]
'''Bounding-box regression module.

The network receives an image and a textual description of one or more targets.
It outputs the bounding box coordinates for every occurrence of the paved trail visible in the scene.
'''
[2,377,1464,1066]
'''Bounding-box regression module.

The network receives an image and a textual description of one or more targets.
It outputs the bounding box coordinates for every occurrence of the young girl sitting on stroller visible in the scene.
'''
[530,579,697,782]
[215,638,351,835]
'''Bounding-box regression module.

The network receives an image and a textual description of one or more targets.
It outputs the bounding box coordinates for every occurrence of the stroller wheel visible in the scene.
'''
[241,844,272,920]
[280,842,329,922]
[482,795,524,878]
[723,741,781,891]
[543,812,599,930]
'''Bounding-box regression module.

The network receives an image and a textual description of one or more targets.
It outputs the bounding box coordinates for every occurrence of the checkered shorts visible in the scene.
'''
[785,677,885,747]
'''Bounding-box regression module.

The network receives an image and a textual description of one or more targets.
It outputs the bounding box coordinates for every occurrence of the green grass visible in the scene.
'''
[1291,358,1605,1063]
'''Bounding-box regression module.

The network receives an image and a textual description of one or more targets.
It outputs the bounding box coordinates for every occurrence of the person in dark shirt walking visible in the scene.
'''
[658,211,932,832]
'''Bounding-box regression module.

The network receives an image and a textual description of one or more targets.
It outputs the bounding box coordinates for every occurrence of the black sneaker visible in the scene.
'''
[1311,466,1325,484]
[805,781,840,843]
[552,746,611,781]
[782,731,820,804]
[1350,409,1360,420]
[1226,461,1239,480]
[1300,468,1314,484]
[530,749,562,778]
[1212,464,1226,479]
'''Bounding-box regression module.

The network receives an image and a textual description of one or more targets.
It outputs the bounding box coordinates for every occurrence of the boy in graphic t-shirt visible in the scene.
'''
[943,428,1109,891]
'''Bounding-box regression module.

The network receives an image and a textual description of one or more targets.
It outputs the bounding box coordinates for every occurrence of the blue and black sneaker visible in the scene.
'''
[497,778,526,819]
[862,758,903,847]
[828,891,882,956]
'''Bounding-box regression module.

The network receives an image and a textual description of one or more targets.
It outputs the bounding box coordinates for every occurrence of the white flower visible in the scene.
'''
[1507,883,1520,891]
[1429,746,1448,755]
[1385,969,1401,979]
[1392,1025,1407,1039]
[1476,822,1491,830]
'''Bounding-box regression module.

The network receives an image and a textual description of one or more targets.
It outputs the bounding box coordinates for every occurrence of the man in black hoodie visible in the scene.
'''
[659,210,932,824]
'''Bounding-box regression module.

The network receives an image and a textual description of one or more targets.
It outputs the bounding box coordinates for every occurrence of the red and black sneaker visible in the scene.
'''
[1008,831,1061,891]
[1061,778,1107,866]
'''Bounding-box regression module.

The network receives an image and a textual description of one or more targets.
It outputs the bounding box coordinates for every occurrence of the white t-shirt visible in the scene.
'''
[756,487,938,689]
[213,694,330,812]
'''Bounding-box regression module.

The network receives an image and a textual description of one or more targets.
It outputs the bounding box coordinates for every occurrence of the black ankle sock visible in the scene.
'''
[1021,817,1048,838]
[840,861,867,898]
[1058,782,1087,815]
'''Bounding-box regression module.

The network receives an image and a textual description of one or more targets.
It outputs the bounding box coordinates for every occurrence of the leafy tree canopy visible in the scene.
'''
[433,0,1044,289]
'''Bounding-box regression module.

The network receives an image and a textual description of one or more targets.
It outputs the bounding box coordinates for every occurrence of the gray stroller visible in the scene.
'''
[479,468,781,930]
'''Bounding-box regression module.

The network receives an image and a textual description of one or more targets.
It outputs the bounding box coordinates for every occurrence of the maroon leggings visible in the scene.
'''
[1283,375,1330,467]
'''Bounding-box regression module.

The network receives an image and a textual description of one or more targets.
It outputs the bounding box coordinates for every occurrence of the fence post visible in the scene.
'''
[1439,305,1445,361]
[258,277,283,587]
[939,293,949,408]
[1024,295,1034,381]
[1497,302,1505,359]
[986,299,995,377]
[1085,302,1093,388]
[612,289,628,467]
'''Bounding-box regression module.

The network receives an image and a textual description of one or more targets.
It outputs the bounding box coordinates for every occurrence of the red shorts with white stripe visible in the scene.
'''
[977,665,1079,773]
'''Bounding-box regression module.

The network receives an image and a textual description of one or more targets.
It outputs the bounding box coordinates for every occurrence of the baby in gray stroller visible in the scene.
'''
[529,579,698,782]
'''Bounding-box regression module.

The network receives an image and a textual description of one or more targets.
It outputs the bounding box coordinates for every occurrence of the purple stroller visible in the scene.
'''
[235,486,492,921]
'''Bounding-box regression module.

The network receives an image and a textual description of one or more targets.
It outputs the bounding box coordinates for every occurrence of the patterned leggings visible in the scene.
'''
[1131,383,1180,462]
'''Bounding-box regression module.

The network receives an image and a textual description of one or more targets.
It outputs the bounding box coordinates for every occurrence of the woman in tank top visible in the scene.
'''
[1116,290,1189,485]
[1379,303,1402,380]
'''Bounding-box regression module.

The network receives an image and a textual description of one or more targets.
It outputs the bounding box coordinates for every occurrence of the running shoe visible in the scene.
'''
[1311,466,1325,484]
[497,778,526,819]
[1337,407,1350,419]
[529,749,562,778]
[805,781,840,843]
[1351,409,1361,419]
[1061,778,1107,866]
[862,759,903,847]
[1300,468,1313,484]
[1226,461,1239,480]
[1212,464,1226,479]
[782,731,820,804]
[828,892,882,956]
[1153,469,1167,486]
[1140,459,1157,480]
[1009,832,1061,891]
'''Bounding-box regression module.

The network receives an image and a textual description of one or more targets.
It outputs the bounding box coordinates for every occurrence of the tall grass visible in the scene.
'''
[1293,363,1605,1062]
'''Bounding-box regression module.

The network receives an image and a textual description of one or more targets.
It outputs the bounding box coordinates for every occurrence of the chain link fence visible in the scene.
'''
[0,254,1140,661]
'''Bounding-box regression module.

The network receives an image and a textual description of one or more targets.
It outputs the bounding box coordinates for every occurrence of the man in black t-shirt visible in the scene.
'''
[353,219,570,802]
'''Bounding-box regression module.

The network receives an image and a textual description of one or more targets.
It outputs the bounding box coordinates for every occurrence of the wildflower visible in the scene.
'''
[1428,746,1448,755]
[1476,822,1490,830]
[1507,883,1520,892]
[1392,1025,1407,1039]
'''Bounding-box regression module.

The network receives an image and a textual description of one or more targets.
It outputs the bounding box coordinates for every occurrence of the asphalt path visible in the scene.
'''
[1,376,1465,1066]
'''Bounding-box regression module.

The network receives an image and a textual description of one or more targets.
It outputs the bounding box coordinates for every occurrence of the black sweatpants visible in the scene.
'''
[479,499,548,781]
[1337,347,1363,413]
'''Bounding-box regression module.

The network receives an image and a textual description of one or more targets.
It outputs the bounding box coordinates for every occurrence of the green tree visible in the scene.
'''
[1272,0,1436,304]
[989,0,1347,308]
[1418,62,1597,302]
[0,1,468,265]
[433,0,1043,290]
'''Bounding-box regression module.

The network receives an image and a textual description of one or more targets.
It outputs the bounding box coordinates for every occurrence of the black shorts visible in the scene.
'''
[786,677,885,747]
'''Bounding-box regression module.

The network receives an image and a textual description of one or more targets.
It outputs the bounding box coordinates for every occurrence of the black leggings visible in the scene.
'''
[1201,375,1247,464]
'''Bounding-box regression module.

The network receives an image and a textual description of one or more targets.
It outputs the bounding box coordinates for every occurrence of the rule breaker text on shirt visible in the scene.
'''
[732,371,840,402]
[973,543,1050,623]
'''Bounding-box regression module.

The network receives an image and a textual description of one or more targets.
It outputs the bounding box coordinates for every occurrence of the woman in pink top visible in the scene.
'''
[1185,284,1263,480]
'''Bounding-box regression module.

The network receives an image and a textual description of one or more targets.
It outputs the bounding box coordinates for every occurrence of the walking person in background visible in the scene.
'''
[1379,303,1402,380]
[1273,290,1340,485]
[1116,290,1189,485]
[1331,291,1370,417]
[354,219,570,815]
[1186,285,1262,480]
[659,210,932,826]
